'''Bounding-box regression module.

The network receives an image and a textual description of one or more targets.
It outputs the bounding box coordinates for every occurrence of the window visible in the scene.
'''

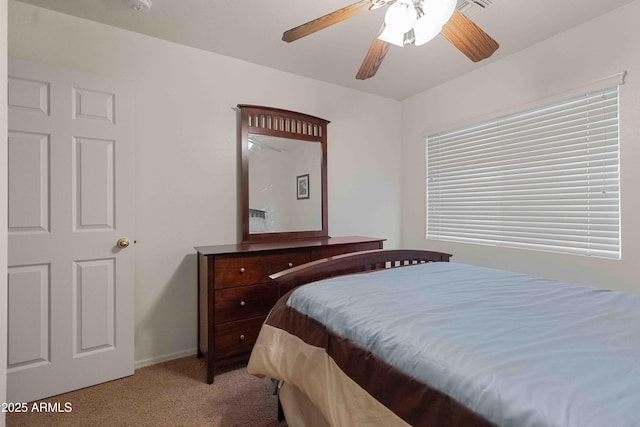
[426,86,620,259]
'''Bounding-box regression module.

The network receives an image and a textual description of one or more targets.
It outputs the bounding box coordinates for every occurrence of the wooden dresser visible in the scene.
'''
[195,236,384,383]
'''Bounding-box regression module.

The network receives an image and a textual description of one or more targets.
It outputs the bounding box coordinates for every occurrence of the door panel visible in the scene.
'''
[7,76,49,115]
[72,86,114,123]
[8,131,50,233]
[7,265,49,369]
[7,58,135,402]
[73,137,115,229]
[74,259,116,355]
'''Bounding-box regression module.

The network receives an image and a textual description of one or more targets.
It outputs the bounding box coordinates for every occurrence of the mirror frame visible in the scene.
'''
[239,105,329,243]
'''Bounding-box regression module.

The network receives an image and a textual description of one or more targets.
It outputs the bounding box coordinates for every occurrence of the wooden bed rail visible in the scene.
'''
[270,249,452,294]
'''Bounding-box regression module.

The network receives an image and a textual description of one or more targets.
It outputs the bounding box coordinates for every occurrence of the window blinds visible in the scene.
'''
[426,86,620,259]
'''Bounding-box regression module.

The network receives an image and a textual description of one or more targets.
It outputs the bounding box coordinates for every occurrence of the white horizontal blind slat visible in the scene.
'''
[426,86,620,259]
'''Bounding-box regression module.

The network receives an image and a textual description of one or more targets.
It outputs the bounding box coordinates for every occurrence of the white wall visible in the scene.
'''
[8,0,403,366]
[402,1,640,293]
[1,1,8,424]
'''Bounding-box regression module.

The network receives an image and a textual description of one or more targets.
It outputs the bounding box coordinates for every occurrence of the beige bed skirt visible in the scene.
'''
[279,383,330,427]
[248,324,409,426]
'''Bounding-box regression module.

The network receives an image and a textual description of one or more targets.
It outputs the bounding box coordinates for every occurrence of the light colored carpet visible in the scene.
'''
[7,356,284,426]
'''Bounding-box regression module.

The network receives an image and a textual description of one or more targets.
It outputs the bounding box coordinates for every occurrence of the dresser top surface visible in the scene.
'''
[195,236,384,256]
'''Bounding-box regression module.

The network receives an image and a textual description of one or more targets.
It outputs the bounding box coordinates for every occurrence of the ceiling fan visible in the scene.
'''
[282,0,499,80]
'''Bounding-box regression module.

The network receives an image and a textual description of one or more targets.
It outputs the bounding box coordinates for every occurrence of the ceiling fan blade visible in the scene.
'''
[356,25,389,80]
[283,0,372,43]
[441,10,499,62]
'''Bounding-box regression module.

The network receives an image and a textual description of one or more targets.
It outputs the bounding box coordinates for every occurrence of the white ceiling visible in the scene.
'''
[14,0,636,100]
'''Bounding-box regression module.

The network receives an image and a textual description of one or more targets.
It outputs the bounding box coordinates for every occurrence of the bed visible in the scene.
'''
[247,249,640,427]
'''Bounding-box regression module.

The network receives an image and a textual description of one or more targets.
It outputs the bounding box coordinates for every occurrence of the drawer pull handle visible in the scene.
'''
[288,262,294,268]
[239,267,245,273]
[240,334,246,341]
[239,301,246,307]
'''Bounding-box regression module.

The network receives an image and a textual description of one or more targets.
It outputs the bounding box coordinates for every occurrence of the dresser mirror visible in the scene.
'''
[239,105,329,242]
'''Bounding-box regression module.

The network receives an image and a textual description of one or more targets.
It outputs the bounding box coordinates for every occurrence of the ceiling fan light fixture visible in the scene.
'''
[413,16,442,46]
[378,25,408,47]
[384,0,417,34]
[379,0,456,47]
[421,0,456,26]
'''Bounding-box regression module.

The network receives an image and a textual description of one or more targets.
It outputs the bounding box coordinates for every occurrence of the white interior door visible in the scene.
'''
[7,58,135,402]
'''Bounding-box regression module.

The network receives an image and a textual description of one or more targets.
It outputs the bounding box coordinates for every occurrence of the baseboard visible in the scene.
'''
[134,348,198,370]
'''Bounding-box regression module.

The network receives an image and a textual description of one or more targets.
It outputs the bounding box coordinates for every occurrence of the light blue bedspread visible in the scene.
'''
[287,262,640,427]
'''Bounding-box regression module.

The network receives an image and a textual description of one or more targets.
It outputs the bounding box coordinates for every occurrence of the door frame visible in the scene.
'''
[2,0,10,423]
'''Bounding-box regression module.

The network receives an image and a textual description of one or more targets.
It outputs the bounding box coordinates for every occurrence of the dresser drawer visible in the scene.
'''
[215,250,311,288]
[215,283,278,324]
[310,242,382,260]
[214,316,265,360]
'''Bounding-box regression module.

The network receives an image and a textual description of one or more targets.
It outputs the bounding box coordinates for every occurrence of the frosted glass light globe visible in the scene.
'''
[421,0,456,26]
[384,0,417,33]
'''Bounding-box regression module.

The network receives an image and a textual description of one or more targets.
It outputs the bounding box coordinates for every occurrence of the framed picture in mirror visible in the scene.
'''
[297,174,309,200]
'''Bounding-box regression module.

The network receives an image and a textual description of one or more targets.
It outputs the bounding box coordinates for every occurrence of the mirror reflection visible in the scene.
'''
[248,134,322,234]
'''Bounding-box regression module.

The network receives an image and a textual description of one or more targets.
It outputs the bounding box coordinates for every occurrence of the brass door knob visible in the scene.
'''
[117,238,130,249]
